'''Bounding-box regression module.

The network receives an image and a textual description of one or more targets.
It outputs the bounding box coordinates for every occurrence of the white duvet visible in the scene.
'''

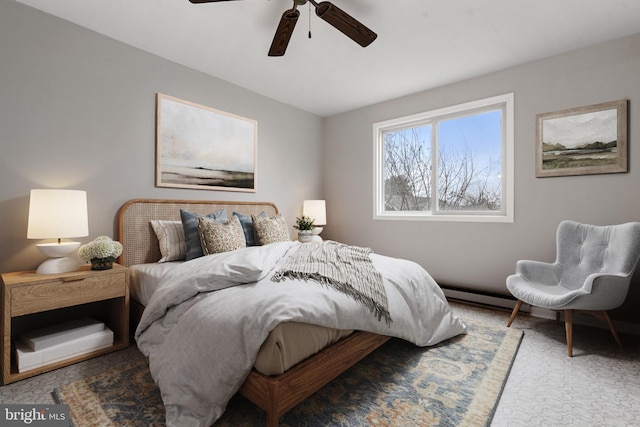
[135,241,466,426]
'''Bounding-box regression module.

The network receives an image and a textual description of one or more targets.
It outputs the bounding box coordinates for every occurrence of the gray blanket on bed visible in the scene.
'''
[271,241,391,324]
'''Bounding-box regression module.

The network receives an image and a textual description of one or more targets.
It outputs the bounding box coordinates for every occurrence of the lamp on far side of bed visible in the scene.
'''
[302,200,326,243]
[27,189,89,274]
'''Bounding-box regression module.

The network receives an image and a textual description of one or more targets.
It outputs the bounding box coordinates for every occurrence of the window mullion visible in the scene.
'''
[431,120,439,214]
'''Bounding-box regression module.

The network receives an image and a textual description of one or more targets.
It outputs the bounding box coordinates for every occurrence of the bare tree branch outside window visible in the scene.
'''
[383,126,431,211]
[383,110,502,213]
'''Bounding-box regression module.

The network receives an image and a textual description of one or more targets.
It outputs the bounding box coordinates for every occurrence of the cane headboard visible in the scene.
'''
[117,199,279,267]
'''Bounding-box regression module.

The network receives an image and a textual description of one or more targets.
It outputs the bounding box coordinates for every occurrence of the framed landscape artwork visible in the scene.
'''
[156,93,257,192]
[535,99,628,178]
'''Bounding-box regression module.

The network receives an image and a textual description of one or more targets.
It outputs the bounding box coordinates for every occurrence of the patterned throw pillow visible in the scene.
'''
[180,209,227,260]
[232,211,267,246]
[197,215,246,255]
[252,214,291,245]
[150,220,187,262]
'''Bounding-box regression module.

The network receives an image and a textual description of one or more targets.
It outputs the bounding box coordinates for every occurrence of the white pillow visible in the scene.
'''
[151,220,187,262]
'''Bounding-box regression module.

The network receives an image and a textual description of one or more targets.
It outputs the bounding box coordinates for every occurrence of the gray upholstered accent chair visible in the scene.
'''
[506,220,640,357]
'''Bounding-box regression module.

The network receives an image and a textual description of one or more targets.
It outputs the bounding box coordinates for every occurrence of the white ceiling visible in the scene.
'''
[14,0,640,117]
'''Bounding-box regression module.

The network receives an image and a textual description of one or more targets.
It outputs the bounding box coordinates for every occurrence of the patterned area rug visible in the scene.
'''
[54,318,522,426]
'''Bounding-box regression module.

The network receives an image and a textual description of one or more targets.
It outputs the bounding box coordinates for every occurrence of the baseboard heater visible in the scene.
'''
[441,284,640,336]
[442,285,520,310]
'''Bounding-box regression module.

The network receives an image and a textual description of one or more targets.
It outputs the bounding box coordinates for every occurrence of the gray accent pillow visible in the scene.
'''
[180,209,227,260]
[232,211,266,246]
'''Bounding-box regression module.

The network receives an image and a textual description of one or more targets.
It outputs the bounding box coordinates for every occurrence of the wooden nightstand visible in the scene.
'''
[1,264,129,384]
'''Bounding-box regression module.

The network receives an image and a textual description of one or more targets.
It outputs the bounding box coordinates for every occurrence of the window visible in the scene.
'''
[373,93,514,222]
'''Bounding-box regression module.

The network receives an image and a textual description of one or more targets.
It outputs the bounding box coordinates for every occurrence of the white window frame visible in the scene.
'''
[373,93,514,223]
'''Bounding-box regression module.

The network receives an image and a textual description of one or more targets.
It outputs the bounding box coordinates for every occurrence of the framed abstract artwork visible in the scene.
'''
[156,93,257,192]
[535,99,627,177]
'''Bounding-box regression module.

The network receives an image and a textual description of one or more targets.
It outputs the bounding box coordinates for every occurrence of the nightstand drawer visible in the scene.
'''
[11,272,126,316]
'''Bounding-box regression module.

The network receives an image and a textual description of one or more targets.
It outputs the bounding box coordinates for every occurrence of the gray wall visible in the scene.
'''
[0,2,322,273]
[3,2,640,325]
[322,33,640,323]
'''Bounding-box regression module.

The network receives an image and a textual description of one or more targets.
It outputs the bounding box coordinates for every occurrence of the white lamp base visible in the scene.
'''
[36,257,81,274]
[35,241,81,274]
[310,227,323,243]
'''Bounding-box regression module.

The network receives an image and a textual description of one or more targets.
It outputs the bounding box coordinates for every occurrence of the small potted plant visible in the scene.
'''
[78,236,123,270]
[294,215,315,243]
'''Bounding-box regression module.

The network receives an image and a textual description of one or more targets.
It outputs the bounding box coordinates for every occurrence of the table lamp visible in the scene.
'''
[27,189,89,274]
[302,200,326,242]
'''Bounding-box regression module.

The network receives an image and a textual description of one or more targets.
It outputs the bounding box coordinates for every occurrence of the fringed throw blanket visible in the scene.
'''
[272,241,392,324]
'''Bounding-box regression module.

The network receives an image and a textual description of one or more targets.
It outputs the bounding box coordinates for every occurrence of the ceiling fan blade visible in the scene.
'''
[268,9,300,57]
[314,1,377,47]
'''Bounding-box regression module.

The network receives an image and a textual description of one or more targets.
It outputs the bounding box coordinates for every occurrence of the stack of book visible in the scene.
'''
[15,317,113,373]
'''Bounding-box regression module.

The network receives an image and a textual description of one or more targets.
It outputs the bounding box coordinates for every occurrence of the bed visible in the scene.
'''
[117,198,465,426]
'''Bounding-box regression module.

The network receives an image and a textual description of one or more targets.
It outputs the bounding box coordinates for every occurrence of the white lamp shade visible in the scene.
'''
[27,189,89,239]
[302,200,326,226]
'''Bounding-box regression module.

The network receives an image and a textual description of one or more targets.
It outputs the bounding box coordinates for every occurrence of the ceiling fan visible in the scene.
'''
[188,0,377,56]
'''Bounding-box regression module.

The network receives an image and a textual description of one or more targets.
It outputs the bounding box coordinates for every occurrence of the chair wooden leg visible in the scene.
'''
[507,300,523,327]
[600,311,622,347]
[564,309,573,357]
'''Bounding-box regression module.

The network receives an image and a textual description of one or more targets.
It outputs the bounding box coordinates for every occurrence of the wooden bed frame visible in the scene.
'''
[117,199,390,426]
